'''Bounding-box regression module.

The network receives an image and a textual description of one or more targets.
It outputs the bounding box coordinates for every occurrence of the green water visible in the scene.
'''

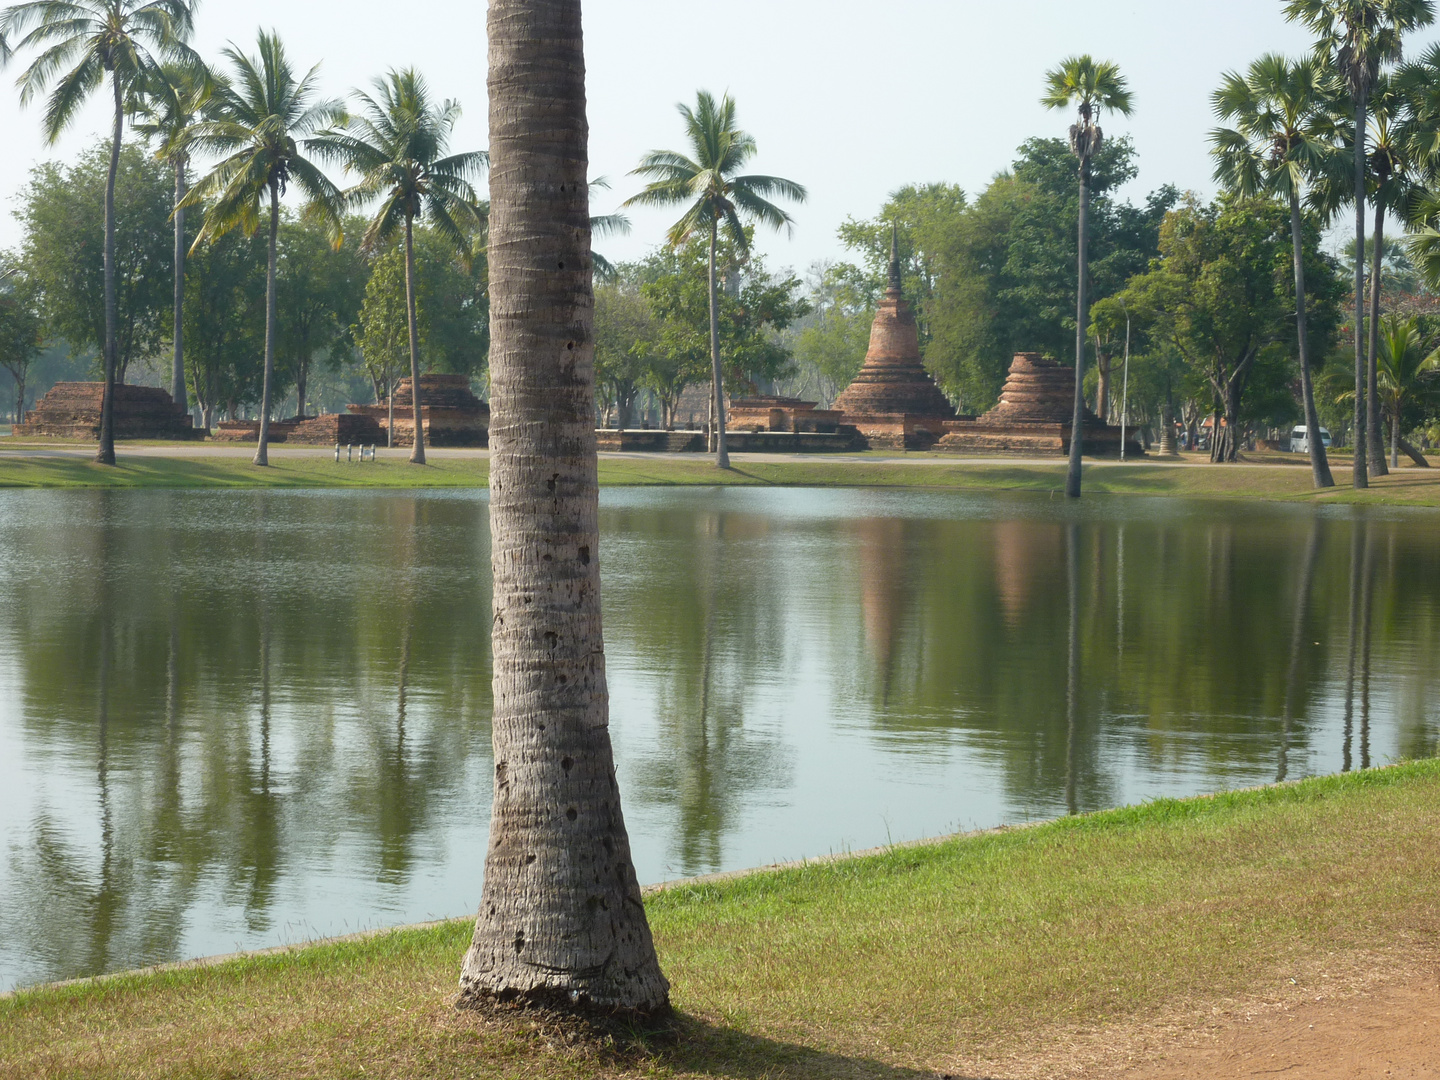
[1,487,1436,990]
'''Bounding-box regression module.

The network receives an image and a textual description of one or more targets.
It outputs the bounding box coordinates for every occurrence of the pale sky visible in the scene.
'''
[0,0,1433,273]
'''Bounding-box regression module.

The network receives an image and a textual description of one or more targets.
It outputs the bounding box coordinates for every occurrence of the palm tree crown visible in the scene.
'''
[1211,54,1340,201]
[624,90,806,253]
[130,57,214,167]
[1285,0,1434,97]
[1042,54,1134,152]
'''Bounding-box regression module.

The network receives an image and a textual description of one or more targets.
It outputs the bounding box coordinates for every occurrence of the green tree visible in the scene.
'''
[16,142,172,386]
[786,261,874,405]
[1042,55,1135,498]
[182,223,266,429]
[353,245,417,441]
[276,214,365,421]
[0,0,197,464]
[1376,313,1438,465]
[458,0,669,1014]
[184,30,344,466]
[625,90,806,469]
[0,265,43,423]
[130,58,216,414]
[1285,0,1436,488]
[593,276,655,429]
[411,226,488,378]
[319,69,485,465]
[1211,53,1340,488]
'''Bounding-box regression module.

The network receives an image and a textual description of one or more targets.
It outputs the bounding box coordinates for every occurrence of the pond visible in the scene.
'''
[1,486,1437,991]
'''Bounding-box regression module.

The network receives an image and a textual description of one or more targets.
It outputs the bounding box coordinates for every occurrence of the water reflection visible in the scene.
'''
[1,488,1439,990]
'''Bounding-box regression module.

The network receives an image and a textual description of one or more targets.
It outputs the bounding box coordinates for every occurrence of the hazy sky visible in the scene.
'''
[0,0,1435,274]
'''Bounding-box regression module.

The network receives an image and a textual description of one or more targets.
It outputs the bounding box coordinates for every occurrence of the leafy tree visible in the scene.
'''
[1285,0,1436,488]
[185,30,344,466]
[459,0,669,1015]
[1120,194,1344,462]
[276,214,365,421]
[1211,53,1340,488]
[410,225,488,378]
[0,266,43,423]
[130,58,216,414]
[625,90,806,469]
[0,0,197,464]
[593,277,656,429]
[182,222,266,429]
[784,260,874,406]
[1042,54,1135,498]
[354,245,417,437]
[16,141,172,387]
[319,68,485,464]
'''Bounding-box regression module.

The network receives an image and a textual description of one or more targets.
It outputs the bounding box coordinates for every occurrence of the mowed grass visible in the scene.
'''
[6,445,1440,504]
[4,762,1439,1079]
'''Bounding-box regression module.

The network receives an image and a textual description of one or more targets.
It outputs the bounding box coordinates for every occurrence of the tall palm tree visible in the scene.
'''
[183,31,344,467]
[458,0,669,1013]
[0,0,197,465]
[316,68,485,465]
[131,58,215,419]
[1284,0,1436,489]
[1376,313,1436,466]
[624,91,806,469]
[1212,54,1339,489]
[1042,55,1133,499]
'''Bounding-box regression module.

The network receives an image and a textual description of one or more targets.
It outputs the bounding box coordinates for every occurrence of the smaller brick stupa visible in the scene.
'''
[834,226,958,449]
[15,382,202,440]
[936,353,1140,456]
[347,373,489,447]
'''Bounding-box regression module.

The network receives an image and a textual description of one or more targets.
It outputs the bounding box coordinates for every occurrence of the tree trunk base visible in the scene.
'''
[1399,437,1430,468]
[455,986,676,1040]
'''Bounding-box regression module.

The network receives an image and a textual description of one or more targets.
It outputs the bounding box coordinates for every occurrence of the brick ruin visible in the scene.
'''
[14,382,203,440]
[832,230,959,449]
[213,413,384,445]
[935,352,1143,456]
[347,374,489,447]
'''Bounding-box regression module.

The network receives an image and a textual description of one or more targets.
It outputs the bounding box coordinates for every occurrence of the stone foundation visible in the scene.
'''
[15,382,202,440]
[213,414,385,445]
[727,396,848,434]
[348,374,489,447]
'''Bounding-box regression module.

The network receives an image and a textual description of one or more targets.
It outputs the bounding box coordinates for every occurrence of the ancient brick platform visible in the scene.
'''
[595,430,706,452]
[728,396,851,434]
[14,382,203,440]
[832,237,957,450]
[348,374,489,447]
[935,353,1142,457]
[212,413,384,445]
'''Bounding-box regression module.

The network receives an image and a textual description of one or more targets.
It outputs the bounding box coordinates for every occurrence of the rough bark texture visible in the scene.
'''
[1367,201,1387,477]
[98,72,123,466]
[1065,156,1089,499]
[708,221,729,469]
[1352,94,1368,489]
[1290,193,1333,488]
[404,215,427,465]
[172,157,188,414]
[459,0,669,1015]
[254,183,280,467]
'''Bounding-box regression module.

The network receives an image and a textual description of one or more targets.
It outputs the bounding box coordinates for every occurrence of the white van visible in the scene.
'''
[1289,426,1332,454]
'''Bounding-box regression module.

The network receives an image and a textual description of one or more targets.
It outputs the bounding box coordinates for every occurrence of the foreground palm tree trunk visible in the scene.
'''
[1289,192,1333,488]
[1366,203,1388,477]
[172,158,188,414]
[98,72,123,466]
[404,215,426,465]
[254,182,280,467]
[460,0,669,1014]
[1352,94,1369,490]
[708,220,729,469]
[1065,153,1090,499]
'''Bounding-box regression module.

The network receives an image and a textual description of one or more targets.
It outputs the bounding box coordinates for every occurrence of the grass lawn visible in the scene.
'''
[4,761,1439,1079]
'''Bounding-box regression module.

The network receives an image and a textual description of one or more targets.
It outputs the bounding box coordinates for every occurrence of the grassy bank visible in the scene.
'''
[4,446,1440,504]
[5,761,1439,1079]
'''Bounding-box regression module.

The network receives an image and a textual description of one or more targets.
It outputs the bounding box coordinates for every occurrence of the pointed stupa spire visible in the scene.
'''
[887,220,902,295]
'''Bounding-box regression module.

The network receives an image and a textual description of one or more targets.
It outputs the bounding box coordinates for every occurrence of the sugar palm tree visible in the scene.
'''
[0,0,197,465]
[1042,56,1133,498]
[624,91,806,469]
[1376,313,1436,466]
[1284,0,1436,488]
[183,31,344,466]
[458,0,669,1013]
[1212,54,1339,489]
[316,68,485,465]
[131,58,216,418]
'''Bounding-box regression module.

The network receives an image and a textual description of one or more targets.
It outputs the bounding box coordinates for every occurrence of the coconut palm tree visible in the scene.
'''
[1211,54,1339,489]
[0,0,197,465]
[624,91,806,469]
[131,58,216,419]
[1284,0,1436,489]
[458,0,669,1014]
[1376,313,1436,466]
[316,68,485,465]
[183,31,344,467]
[1042,55,1133,498]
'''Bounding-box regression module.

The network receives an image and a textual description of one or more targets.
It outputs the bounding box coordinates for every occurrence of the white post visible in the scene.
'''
[1120,310,1131,462]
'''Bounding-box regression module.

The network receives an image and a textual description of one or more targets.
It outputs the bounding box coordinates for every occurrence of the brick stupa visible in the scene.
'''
[935,353,1141,456]
[348,374,489,447]
[15,382,201,440]
[834,227,957,449]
